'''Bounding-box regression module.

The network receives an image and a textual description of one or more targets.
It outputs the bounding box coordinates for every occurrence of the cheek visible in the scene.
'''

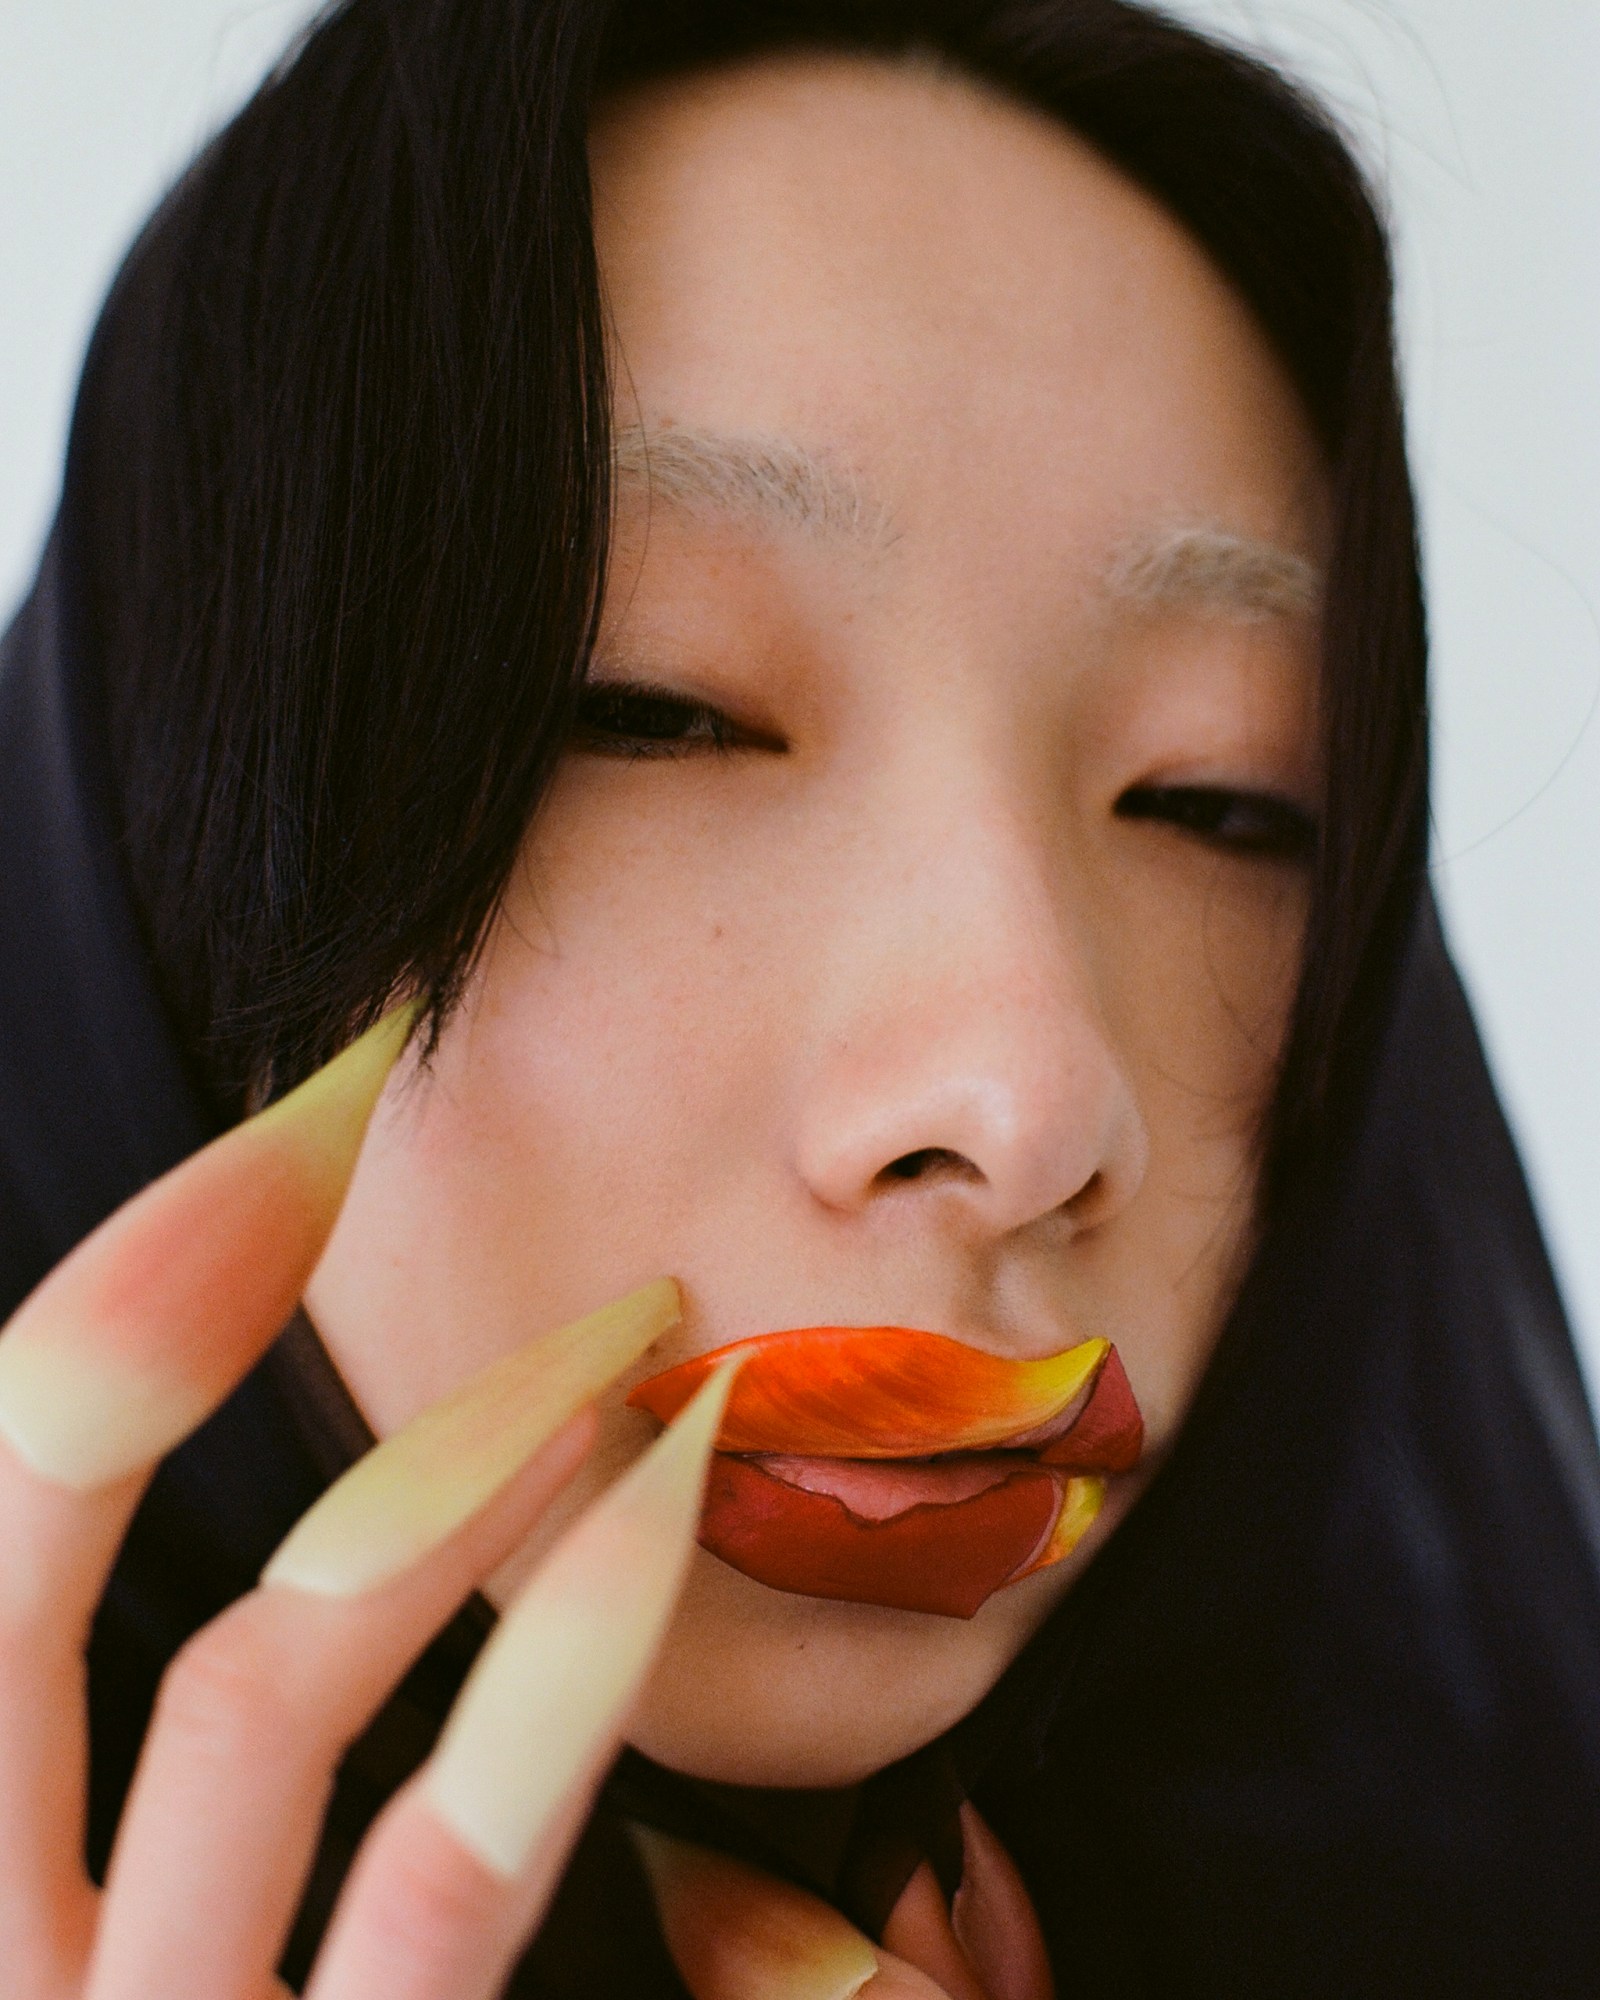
[1104,847,1308,1134]
[421,776,796,1267]
[1079,851,1308,1434]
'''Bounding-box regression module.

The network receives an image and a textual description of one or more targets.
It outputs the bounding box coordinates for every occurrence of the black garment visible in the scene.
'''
[5,375,1600,2000]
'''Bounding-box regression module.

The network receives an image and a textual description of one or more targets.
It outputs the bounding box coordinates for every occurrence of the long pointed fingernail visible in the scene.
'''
[631,1825,881,2000]
[261,1279,681,1595]
[0,1005,415,1490]
[249,1002,418,1212]
[422,1358,739,1879]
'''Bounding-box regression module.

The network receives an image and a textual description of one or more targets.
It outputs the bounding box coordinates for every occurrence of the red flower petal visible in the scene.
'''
[1038,1345,1143,1472]
[698,1454,1060,1618]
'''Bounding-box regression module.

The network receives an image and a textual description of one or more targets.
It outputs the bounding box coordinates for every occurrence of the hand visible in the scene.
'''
[0,1011,731,2000]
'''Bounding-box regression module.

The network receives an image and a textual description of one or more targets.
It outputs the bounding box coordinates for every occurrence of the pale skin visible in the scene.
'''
[0,52,1324,1999]
[311,55,1324,1778]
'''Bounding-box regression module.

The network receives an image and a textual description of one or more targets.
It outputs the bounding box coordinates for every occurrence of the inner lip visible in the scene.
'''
[747,1448,1037,1521]
[699,1356,1101,1531]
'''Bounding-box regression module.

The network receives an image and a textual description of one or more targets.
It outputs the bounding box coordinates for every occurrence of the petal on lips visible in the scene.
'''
[1037,1343,1143,1472]
[627,1325,1111,1456]
[628,1325,1142,1618]
[1014,1473,1106,1581]
[700,1455,1061,1620]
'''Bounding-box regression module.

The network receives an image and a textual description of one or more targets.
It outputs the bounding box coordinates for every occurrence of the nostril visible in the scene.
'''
[1061,1168,1105,1220]
[879,1146,978,1185]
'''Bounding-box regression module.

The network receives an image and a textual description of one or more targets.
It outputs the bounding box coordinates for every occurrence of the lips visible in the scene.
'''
[627,1327,1142,1618]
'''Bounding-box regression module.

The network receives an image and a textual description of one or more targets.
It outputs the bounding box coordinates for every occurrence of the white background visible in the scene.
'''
[3,3,1596,1386]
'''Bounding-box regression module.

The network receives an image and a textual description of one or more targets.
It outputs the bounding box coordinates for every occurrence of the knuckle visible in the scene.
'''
[153,1610,296,1762]
[355,1816,506,1972]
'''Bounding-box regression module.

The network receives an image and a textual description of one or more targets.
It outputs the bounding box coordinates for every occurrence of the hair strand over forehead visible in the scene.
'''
[85,0,1425,1192]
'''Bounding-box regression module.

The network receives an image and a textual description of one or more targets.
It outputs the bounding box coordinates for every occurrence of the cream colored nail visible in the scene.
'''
[422,1357,739,1879]
[0,1340,205,1492]
[261,1279,682,1595]
[0,1004,417,1492]
[631,1825,881,2000]
[250,1000,420,1216]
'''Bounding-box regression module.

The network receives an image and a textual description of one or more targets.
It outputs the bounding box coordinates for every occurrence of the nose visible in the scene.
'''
[793,795,1149,1241]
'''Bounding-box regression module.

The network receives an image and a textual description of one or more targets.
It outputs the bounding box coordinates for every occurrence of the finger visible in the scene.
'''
[0,1007,414,1493]
[867,1951,966,1998]
[302,1361,738,2000]
[88,1420,591,2000]
[629,1825,957,2000]
[632,1825,881,2000]
[0,1008,410,1994]
[86,1280,680,2000]
[0,1453,136,1998]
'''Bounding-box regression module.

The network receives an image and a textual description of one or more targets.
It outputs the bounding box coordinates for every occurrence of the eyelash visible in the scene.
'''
[1114,784,1317,863]
[571,681,1317,862]
[570,682,758,759]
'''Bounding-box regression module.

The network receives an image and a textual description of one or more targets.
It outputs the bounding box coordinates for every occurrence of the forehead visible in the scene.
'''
[590,53,1325,580]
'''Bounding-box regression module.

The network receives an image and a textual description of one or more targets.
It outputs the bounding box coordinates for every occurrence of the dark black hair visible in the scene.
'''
[81,0,1427,1186]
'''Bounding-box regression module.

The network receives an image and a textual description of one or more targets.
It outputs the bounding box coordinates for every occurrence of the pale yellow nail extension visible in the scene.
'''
[260,1279,682,1595]
[247,1000,419,1196]
[422,1358,740,1880]
[0,1004,416,1492]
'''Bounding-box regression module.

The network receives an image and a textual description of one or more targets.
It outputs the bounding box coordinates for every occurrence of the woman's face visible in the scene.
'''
[306,54,1324,1786]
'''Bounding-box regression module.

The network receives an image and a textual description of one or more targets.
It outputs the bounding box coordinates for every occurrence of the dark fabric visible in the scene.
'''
[962,899,1600,1995]
[0,520,212,1304]
[4,280,1600,2000]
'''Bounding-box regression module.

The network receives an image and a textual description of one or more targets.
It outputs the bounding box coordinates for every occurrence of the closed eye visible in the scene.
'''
[1115,783,1317,862]
[569,679,782,759]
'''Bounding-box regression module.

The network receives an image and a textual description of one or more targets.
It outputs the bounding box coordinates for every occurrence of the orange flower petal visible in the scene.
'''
[628,1327,1110,1458]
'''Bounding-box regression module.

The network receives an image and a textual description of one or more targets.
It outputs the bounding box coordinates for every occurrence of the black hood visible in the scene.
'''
[4,285,1599,2000]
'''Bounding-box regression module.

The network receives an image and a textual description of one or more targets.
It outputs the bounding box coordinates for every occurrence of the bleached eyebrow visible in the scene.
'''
[611,425,887,543]
[1104,524,1321,621]
[610,436,1319,619]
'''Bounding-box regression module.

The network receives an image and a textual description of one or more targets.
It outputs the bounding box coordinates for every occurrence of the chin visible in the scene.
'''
[623,1540,1073,1788]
